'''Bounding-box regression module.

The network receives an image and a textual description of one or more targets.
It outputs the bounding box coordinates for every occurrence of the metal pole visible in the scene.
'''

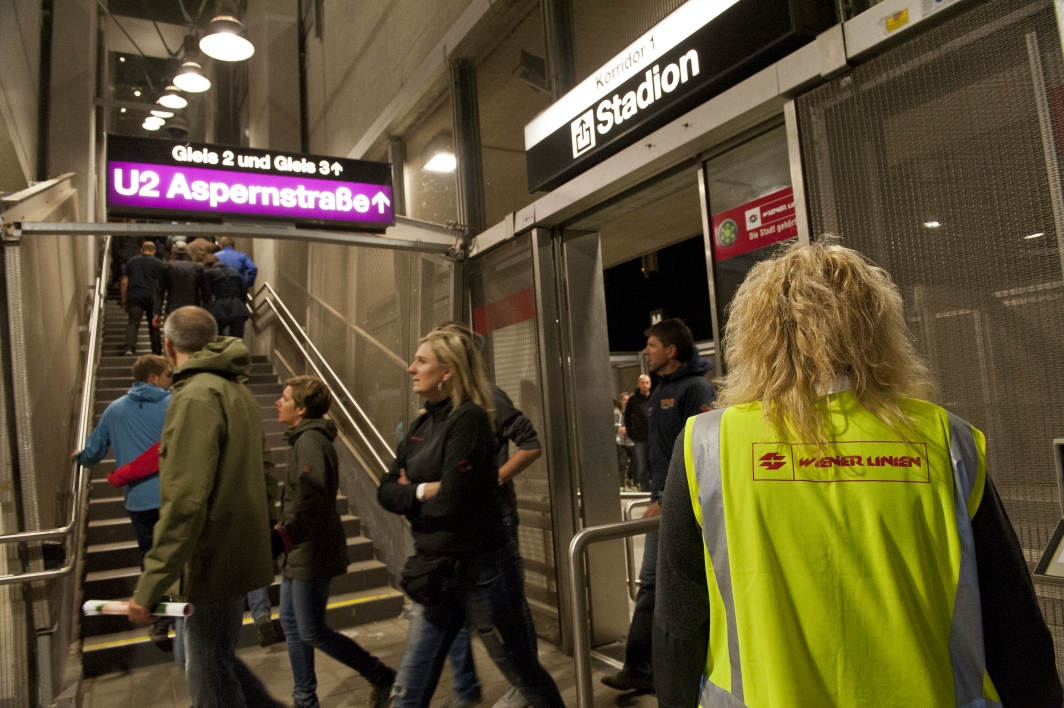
[450,59,486,237]
[623,497,652,600]
[389,136,407,217]
[541,0,576,99]
[568,517,660,708]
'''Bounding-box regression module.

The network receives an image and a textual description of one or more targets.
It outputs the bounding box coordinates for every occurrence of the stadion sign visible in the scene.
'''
[523,0,834,192]
[106,135,395,230]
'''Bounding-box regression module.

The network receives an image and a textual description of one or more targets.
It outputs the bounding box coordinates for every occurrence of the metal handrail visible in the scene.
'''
[260,293,391,476]
[623,495,653,600]
[0,235,111,583]
[569,517,660,708]
[258,282,395,457]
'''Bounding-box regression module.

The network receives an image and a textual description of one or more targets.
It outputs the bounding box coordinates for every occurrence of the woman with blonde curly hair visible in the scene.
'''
[653,241,1059,707]
[378,326,564,708]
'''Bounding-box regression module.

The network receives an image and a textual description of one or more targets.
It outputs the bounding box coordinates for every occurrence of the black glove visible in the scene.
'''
[270,528,284,559]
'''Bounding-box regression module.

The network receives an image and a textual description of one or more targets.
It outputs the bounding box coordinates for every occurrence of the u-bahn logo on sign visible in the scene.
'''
[717,218,738,247]
[571,110,596,157]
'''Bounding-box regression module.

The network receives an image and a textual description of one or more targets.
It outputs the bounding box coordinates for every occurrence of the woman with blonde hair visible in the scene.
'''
[379,327,564,708]
[653,242,1059,707]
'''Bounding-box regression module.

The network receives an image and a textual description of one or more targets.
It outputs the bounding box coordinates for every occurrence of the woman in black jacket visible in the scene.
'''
[379,327,564,708]
[274,375,396,708]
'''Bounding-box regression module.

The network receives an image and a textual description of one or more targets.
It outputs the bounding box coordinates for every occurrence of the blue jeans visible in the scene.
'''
[632,442,650,492]
[624,531,657,677]
[279,575,395,708]
[183,595,284,708]
[247,587,271,622]
[398,514,537,703]
[395,550,563,708]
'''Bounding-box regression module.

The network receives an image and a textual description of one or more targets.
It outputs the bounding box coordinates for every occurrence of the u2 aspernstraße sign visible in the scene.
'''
[523,0,834,193]
[711,186,796,261]
[106,134,395,230]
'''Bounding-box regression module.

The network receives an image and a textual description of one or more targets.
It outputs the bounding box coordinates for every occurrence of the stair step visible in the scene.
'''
[96,363,273,379]
[95,373,276,391]
[81,586,405,677]
[96,354,268,368]
[85,532,368,575]
[81,556,388,637]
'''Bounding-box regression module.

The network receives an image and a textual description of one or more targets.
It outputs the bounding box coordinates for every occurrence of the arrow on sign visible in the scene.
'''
[372,192,391,214]
[331,162,342,176]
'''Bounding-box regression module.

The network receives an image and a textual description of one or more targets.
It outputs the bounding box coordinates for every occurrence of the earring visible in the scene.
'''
[437,381,443,391]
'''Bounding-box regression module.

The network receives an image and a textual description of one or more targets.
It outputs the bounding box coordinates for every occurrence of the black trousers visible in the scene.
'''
[126,297,162,354]
[216,318,246,338]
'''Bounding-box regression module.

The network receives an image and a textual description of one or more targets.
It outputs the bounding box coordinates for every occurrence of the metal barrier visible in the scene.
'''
[250,282,393,476]
[623,495,652,600]
[0,235,110,581]
[569,516,660,708]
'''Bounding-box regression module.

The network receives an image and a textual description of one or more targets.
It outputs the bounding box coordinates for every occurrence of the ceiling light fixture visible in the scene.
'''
[120,107,127,113]
[174,61,211,93]
[119,56,126,63]
[200,0,255,62]
[151,109,174,118]
[424,152,457,173]
[157,86,188,110]
[133,90,141,97]
[142,120,163,131]
[144,116,165,127]
[1025,232,1045,239]
[923,221,941,228]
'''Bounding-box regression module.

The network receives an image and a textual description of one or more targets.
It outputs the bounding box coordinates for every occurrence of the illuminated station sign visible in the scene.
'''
[106,135,395,230]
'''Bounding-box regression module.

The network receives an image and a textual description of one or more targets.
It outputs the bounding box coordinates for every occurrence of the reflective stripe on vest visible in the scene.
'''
[684,404,1000,708]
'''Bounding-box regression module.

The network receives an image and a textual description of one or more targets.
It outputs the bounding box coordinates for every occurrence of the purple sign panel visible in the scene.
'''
[105,135,394,230]
[108,162,394,226]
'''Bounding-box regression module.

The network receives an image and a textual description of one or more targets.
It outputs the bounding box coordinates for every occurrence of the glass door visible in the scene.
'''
[702,122,798,371]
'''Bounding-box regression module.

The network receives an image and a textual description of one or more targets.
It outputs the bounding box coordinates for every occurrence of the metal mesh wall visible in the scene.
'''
[468,235,561,643]
[273,238,453,468]
[797,0,1064,671]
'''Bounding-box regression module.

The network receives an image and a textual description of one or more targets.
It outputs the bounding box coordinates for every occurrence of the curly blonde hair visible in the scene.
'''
[421,326,495,425]
[714,241,934,444]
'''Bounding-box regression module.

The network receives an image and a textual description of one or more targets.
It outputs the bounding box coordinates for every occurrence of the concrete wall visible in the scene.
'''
[303,0,473,157]
[0,0,41,191]
[47,0,97,220]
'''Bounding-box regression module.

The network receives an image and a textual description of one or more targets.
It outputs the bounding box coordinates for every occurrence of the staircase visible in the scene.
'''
[81,298,404,677]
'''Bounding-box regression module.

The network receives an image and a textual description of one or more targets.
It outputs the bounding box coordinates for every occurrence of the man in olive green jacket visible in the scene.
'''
[128,306,282,708]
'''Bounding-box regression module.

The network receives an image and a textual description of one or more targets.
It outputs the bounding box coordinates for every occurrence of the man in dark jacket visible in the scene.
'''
[128,306,282,708]
[623,374,652,492]
[203,254,250,338]
[602,318,714,695]
[121,241,164,355]
[152,241,209,329]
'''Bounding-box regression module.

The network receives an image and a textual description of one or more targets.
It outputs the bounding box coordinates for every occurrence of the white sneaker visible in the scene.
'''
[491,687,530,708]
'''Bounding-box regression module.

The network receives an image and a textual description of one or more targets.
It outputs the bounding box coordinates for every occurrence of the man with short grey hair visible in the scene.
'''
[129,306,282,708]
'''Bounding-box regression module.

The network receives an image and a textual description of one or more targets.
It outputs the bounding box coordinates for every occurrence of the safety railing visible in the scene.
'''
[569,516,660,708]
[623,494,653,600]
[0,235,110,584]
[250,281,393,476]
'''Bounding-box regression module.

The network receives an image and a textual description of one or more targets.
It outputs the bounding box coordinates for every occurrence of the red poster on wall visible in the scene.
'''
[711,186,797,262]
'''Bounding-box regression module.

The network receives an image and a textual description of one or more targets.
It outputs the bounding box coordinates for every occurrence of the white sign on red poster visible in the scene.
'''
[711,186,797,261]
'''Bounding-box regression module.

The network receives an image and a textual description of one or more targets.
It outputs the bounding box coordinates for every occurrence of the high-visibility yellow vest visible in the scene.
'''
[683,390,1001,707]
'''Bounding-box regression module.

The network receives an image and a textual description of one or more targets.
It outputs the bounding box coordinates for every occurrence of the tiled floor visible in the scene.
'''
[80,604,659,708]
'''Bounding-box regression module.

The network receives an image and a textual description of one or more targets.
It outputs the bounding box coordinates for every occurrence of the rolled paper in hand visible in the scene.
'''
[82,600,193,617]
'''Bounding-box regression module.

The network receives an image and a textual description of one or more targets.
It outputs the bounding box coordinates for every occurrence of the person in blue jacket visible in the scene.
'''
[602,318,714,695]
[74,354,171,643]
[215,236,257,290]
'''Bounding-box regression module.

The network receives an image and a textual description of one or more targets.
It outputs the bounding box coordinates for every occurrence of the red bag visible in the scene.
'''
[106,442,160,488]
